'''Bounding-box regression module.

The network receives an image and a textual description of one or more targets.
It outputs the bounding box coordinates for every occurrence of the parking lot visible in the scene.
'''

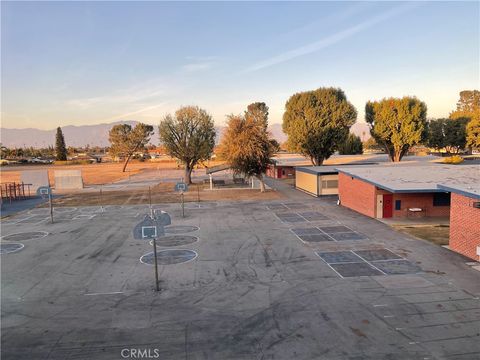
[1,194,480,359]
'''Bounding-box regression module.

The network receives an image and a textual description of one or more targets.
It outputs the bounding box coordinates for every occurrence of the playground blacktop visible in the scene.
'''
[1,178,480,359]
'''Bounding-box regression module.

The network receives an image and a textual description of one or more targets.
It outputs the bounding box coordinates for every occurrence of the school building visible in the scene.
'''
[438,184,480,261]
[337,165,478,219]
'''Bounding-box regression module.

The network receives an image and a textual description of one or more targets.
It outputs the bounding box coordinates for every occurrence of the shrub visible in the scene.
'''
[443,155,464,164]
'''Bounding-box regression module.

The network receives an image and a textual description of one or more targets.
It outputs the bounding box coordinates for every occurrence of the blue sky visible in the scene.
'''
[1,1,479,129]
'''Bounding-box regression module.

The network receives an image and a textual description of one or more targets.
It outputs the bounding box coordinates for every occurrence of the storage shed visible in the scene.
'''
[295,166,340,196]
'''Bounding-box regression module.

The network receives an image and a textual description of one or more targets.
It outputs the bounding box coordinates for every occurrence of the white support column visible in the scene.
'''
[209,174,213,190]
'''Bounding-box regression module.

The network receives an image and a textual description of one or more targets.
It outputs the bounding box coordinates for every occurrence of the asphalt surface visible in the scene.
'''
[1,180,480,359]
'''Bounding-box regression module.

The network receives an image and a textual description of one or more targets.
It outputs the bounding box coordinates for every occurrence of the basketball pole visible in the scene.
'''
[49,191,53,224]
[149,201,160,292]
[152,236,160,292]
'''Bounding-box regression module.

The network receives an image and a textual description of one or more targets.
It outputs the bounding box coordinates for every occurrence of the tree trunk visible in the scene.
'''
[314,157,324,166]
[122,155,132,172]
[184,164,193,184]
[257,174,265,193]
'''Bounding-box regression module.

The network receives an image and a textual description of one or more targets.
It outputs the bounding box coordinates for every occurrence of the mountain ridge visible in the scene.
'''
[1,121,369,148]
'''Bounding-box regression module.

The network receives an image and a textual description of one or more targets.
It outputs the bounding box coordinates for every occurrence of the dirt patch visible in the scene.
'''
[392,225,450,246]
[45,182,282,207]
[0,160,226,187]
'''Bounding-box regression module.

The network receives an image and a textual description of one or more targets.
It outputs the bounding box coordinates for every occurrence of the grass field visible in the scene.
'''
[392,224,450,245]
[0,160,225,186]
[45,182,282,206]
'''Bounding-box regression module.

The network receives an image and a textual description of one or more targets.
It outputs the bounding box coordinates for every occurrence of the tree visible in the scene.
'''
[363,137,383,152]
[159,106,216,184]
[55,127,67,161]
[366,97,427,162]
[450,90,479,121]
[426,119,445,151]
[282,87,357,165]
[220,102,278,192]
[109,123,154,172]
[338,133,363,155]
[466,112,480,149]
[427,118,467,154]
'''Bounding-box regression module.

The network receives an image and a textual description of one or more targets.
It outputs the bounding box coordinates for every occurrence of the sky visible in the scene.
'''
[1,1,479,130]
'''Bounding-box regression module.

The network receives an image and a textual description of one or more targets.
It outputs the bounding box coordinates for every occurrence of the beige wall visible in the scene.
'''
[296,171,318,196]
[318,174,339,195]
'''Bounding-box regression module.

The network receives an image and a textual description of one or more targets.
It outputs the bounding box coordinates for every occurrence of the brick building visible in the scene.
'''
[266,157,311,179]
[438,184,480,261]
[337,165,478,219]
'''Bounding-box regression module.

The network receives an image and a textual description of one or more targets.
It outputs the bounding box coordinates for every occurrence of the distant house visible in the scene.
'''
[266,157,311,179]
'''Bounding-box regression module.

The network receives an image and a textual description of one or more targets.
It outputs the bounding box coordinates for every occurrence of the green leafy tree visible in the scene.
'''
[450,90,479,121]
[109,123,154,172]
[366,97,427,162]
[55,127,67,161]
[426,119,445,150]
[338,133,363,155]
[427,118,467,153]
[362,137,382,152]
[282,87,357,165]
[220,102,278,192]
[466,112,480,149]
[159,106,216,184]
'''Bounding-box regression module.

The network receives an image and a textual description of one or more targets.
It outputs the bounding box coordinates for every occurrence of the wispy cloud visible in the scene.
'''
[182,56,218,73]
[243,3,420,73]
[182,62,214,72]
[100,103,166,123]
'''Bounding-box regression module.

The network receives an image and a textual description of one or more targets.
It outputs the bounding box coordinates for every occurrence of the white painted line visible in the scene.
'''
[383,315,395,318]
[84,291,124,296]
[373,304,388,307]
[139,249,198,266]
[149,236,199,246]
[351,251,388,276]
[381,247,408,261]
[314,251,344,279]
[1,231,49,242]
[0,242,25,254]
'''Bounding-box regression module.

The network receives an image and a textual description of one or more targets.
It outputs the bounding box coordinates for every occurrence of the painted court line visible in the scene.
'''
[350,250,388,275]
[84,291,124,296]
[314,251,345,279]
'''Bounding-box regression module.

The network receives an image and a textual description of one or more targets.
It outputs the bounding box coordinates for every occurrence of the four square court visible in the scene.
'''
[316,249,422,278]
[291,225,367,242]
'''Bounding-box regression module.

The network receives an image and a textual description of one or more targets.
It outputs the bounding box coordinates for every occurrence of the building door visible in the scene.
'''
[383,194,393,218]
[277,168,282,178]
[376,195,383,218]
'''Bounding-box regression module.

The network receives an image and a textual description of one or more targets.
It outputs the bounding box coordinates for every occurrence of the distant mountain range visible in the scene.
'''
[1,121,369,148]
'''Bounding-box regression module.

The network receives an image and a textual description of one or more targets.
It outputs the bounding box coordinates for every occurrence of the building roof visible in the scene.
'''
[437,184,480,200]
[296,166,343,175]
[336,164,479,194]
[296,162,378,175]
[206,163,230,174]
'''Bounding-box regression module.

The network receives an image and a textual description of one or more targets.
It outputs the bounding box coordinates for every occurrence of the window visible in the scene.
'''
[322,180,338,189]
[433,192,451,206]
[395,200,401,210]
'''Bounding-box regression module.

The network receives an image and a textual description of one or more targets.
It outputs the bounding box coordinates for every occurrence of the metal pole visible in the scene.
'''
[152,237,160,292]
[181,192,185,218]
[197,184,200,203]
[100,185,104,212]
[149,186,152,213]
[49,192,54,224]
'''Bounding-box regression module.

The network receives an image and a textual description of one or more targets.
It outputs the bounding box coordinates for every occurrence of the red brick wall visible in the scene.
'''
[449,193,480,261]
[266,166,295,179]
[338,173,377,218]
[391,193,450,218]
[339,173,451,219]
